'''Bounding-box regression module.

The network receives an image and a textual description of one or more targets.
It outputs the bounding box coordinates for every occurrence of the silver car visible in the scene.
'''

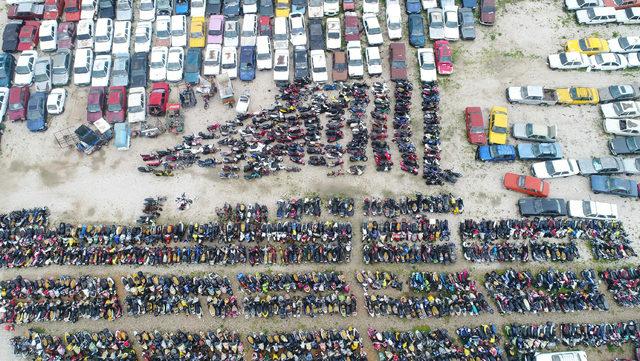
[116,0,133,20]
[34,57,52,93]
[512,123,557,142]
[111,54,130,87]
[577,156,625,175]
[52,49,72,87]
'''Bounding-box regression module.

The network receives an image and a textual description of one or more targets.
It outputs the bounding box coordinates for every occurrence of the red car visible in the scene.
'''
[479,0,496,25]
[148,82,170,116]
[64,0,81,21]
[44,0,64,19]
[106,86,127,123]
[434,40,453,75]
[87,86,106,123]
[17,21,41,52]
[343,12,360,42]
[389,42,407,81]
[57,22,76,49]
[343,0,355,11]
[464,106,486,145]
[258,15,272,37]
[504,172,550,198]
[8,86,30,122]
[8,3,45,20]
[603,0,640,9]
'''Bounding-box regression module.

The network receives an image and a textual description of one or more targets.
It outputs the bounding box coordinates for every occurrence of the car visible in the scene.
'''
[207,15,224,44]
[110,54,129,86]
[221,45,237,78]
[175,0,189,14]
[97,0,115,18]
[326,17,341,50]
[7,86,30,121]
[363,0,378,13]
[182,48,201,84]
[39,20,58,52]
[427,8,444,40]
[565,37,609,55]
[365,46,382,76]
[239,46,256,81]
[556,87,600,105]
[154,16,171,47]
[622,157,640,174]
[273,48,289,83]
[476,144,516,162]
[576,6,617,23]
[8,3,45,21]
[116,0,132,20]
[346,41,363,78]
[389,42,407,80]
[244,0,259,13]
[597,84,640,103]
[616,7,640,23]
[610,136,640,155]
[207,0,223,14]
[190,19,206,48]
[608,36,640,53]
[343,12,360,43]
[86,86,106,122]
[56,22,76,50]
[406,0,421,13]
[487,106,508,144]
[13,50,38,86]
[49,49,71,88]
[223,20,239,47]
[166,46,184,82]
[0,53,16,88]
[72,47,93,85]
[465,106,486,144]
[626,52,640,67]
[458,8,476,40]
[44,0,64,19]
[386,4,402,40]
[531,159,580,179]
[130,52,148,87]
[76,19,93,49]
[64,0,81,21]
[443,7,459,41]
[291,0,305,14]
[17,20,40,52]
[34,57,52,92]
[139,0,156,20]
[517,143,563,161]
[322,0,338,16]
[150,46,168,81]
[240,14,258,47]
[112,20,131,54]
[601,101,640,118]
[256,36,272,70]
[589,52,628,70]
[308,0,322,17]
[308,19,324,50]
[276,0,290,16]
[565,0,602,10]
[310,49,327,82]
[148,82,169,115]
[518,198,567,217]
[289,13,306,46]
[507,86,558,105]
[504,173,550,197]
[603,118,640,135]
[171,15,187,47]
[591,174,639,197]
[434,40,453,75]
[408,14,426,48]
[134,22,152,53]
[204,43,222,74]
[94,18,114,54]
[127,87,146,123]
[91,54,111,87]
[604,0,640,9]
[577,156,625,175]
[0,87,7,120]
[156,0,173,14]
[548,52,590,70]
[3,21,23,53]
[417,48,437,82]
[331,50,347,81]
[46,88,66,115]
[290,45,307,80]
[259,0,274,15]
[479,0,496,25]
[258,15,271,36]
[342,0,354,11]
[105,85,126,123]
[26,92,47,132]
[567,200,618,220]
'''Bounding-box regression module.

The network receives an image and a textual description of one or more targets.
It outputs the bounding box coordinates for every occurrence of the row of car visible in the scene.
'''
[574,6,640,24]
[0,87,64,131]
[506,84,640,106]
[518,198,619,219]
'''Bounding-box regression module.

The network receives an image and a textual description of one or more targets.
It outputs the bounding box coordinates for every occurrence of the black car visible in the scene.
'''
[308,19,324,50]
[130,52,148,88]
[3,21,23,53]
[206,0,222,14]
[293,45,309,80]
[98,0,116,18]
[518,197,567,217]
[609,136,640,156]
[259,0,274,16]
[223,0,240,17]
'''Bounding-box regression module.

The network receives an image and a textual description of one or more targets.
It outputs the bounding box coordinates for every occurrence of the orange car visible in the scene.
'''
[503,172,550,197]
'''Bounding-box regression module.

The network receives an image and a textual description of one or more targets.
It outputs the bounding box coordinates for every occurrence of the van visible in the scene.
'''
[240,13,258,46]
[73,48,94,86]
[256,35,272,70]
[273,16,288,50]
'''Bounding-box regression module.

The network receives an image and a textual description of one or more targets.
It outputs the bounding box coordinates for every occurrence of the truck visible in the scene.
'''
[216,73,235,106]
[506,86,558,105]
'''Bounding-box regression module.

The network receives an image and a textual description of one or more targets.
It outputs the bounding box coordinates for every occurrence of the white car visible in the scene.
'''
[112,20,131,54]
[171,15,187,47]
[76,19,94,49]
[576,6,617,24]
[155,16,171,46]
[150,46,169,81]
[627,52,640,67]
[428,8,445,40]
[308,0,323,18]
[139,0,156,21]
[116,0,133,20]
[326,17,341,50]
[289,14,307,46]
[167,47,184,82]
[13,51,38,86]
[94,18,114,54]
[548,52,590,69]
[417,48,437,82]
[191,0,206,17]
[603,118,640,136]
[365,46,382,76]
[240,14,258,47]
[622,157,640,174]
[273,17,289,50]
[589,53,628,71]
[91,54,112,87]
[363,14,383,46]
[273,49,289,82]
[236,92,251,114]
[567,200,618,220]
[421,0,437,9]
[203,44,222,75]
[46,88,66,115]
[535,351,587,361]
[310,49,328,82]
[363,0,379,13]
[531,159,580,179]
[323,0,339,16]
[127,87,146,123]
[221,46,238,79]
[134,22,153,53]
[346,41,364,78]
[565,0,602,10]
[256,36,272,70]
[73,48,94,86]
[601,101,640,118]
[0,87,9,120]
[39,20,58,52]
[80,0,97,20]
[443,7,459,41]
[224,20,239,48]
[242,0,257,13]
[616,7,640,24]
[385,5,402,40]
[608,36,640,53]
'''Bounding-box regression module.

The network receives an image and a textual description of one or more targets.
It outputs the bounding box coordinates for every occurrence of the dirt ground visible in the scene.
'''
[1,0,640,360]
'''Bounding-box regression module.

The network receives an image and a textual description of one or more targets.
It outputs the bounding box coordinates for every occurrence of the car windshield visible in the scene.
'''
[222,61,235,69]
[88,102,101,112]
[369,57,381,65]
[45,3,58,10]
[35,71,49,82]
[421,57,434,69]
[334,61,345,70]
[135,33,149,42]
[140,1,154,9]
[53,64,67,74]
[78,31,91,40]
[172,28,184,36]
[75,65,89,73]
[445,18,456,27]
[209,28,222,35]
[610,86,632,98]
[151,59,164,67]
[257,52,270,60]
[492,125,506,133]
[81,3,94,10]
[41,33,54,41]
[328,31,339,39]
[483,5,495,11]
[391,60,405,68]
[93,69,106,77]
[108,102,121,111]
[129,103,142,112]
[167,60,181,70]
[314,65,326,72]
[96,35,109,42]
[619,38,630,48]
[193,31,203,37]
[114,36,127,43]
[367,24,380,35]
[16,65,31,74]
[9,100,24,111]
[440,55,452,63]
[20,35,33,43]
[628,137,640,150]
[388,21,400,30]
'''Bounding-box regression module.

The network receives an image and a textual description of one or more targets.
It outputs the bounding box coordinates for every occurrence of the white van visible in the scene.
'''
[256,35,272,70]
[240,14,258,47]
[73,48,94,86]
[273,16,289,50]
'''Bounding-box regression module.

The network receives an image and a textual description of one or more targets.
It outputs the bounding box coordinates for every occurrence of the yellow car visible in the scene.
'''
[275,0,290,17]
[189,18,205,48]
[565,37,609,56]
[488,106,508,145]
[556,87,600,105]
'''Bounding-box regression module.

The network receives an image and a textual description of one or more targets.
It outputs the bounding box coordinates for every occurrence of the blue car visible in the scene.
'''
[223,0,241,17]
[239,46,256,81]
[26,92,47,132]
[477,144,516,162]
[408,14,426,48]
[0,53,15,87]
[591,175,639,198]
[175,0,190,14]
[184,48,202,84]
[405,0,421,13]
[517,143,563,161]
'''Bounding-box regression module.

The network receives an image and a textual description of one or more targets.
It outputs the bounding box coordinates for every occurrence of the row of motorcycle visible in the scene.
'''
[371,82,393,172]
[363,193,465,217]
[462,240,580,263]
[393,80,420,175]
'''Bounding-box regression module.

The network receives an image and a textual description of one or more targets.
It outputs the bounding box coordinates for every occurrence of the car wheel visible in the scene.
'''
[593,191,599,194]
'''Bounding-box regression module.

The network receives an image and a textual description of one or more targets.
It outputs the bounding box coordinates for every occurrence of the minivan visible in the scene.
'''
[273,16,288,50]
[256,35,272,69]
[73,48,93,86]
[240,13,258,46]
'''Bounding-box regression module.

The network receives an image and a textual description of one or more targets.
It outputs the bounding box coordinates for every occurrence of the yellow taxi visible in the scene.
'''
[275,0,290,17]
[556,87,600,105]
[189,18,206,48]
[565,37,609,56]
[488,106,508,145]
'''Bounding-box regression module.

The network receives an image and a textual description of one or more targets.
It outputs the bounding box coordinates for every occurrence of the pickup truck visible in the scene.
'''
[507,86,558,105]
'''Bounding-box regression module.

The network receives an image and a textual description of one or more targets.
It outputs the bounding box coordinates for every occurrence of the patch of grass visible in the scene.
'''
[31,326,47,334]
[501,49,525,59]
[413,325,431,332]
[559,11,575,27]
[612,31,620,37]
